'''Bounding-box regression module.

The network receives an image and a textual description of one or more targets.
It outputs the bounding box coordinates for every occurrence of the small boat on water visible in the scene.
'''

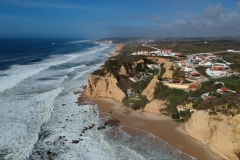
[52,43,55,45]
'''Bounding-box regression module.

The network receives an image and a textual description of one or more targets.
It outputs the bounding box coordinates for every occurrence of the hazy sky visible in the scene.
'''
[1,0,240,38]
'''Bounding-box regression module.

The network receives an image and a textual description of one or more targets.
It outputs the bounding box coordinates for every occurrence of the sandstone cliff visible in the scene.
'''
[143,99,166,115]
[142,75,159,101]
[85,73,125,102]
[185,111,240,160]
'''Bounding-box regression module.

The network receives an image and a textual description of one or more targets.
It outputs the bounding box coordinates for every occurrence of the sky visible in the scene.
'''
[0,0,240,38]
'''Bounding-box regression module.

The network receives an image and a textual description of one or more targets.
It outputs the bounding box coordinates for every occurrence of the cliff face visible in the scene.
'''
[85,73,125,102]
[142,75,159,101]
[143,99,166,115]
[185,111,240,160]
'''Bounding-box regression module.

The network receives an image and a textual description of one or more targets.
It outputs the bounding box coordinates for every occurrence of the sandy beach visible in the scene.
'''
[92,98,222,160]
[110,44,125,56]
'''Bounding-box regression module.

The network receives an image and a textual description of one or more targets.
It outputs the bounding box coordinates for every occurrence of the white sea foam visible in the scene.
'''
[0,43,116,160]
[0,42,194,160]
[68,40,91,44]
[0,44,109,93]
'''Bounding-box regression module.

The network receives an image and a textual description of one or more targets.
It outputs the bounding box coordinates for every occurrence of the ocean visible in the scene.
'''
[0,39,194,160]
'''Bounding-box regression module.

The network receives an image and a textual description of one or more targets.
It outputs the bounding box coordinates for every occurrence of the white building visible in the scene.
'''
[181,66,193,72]
[194,55,206,61]
[199,60,212,66]
[177,61,186,67]
[206,66,226,77]
[227,49,234,52]
[176,105,186,112]
[147,64,158,70]
[129,77,138,82]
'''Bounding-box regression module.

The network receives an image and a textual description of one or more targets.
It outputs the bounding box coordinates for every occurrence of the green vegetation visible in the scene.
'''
[132,76,153,94]
[217,52,240,72]
[216,76,240,92]
[152,39,240,55]
[189,81,214,97]
[222,57,234,63]
[174,118,185,123]
[182,78,192,84]
[122,95,149,110]
[195,93,240,115]
[172,67,184,79]
[159,64,166,77]
[154,82,189,115]
[195,66,210,77]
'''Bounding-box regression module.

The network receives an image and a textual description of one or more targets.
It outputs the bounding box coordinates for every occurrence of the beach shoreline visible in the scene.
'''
[78,44,222,159]
[91,97,222,160]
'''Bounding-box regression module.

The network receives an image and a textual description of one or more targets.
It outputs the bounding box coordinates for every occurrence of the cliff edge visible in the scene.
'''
[85,72,125,103]
[185,110,240,160]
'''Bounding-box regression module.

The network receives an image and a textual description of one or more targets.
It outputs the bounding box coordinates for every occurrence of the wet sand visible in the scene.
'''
[92,98,222,160]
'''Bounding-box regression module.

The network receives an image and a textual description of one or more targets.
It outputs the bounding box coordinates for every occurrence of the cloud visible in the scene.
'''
[107,3,240,37]
[159,3,240,37]
[202,3,228,19]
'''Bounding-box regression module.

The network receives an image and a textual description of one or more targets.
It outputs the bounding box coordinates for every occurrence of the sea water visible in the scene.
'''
[0,39,195,160]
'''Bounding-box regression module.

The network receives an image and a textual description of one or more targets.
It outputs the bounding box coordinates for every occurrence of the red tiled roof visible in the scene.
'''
[221,87,228,92]
[176,53,184,57]
[212,66,223,71]
[197,55,205,59]
[190,83,198,88]
[191,72,201,77]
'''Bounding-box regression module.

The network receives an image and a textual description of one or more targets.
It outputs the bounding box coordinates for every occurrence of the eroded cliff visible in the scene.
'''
[85,72,125,102]
[142,75,159,101]
[143,99,166,115]
[185,111,240,160]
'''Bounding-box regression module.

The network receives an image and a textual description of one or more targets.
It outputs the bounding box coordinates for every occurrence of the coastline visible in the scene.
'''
[79,44,223,160]
[92,97,222,160]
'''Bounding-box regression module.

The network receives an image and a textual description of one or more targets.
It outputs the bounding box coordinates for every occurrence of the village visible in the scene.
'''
[128,44,239,114]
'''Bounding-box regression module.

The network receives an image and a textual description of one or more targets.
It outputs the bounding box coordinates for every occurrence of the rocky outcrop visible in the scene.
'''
[142,75,159,101]
[85,72,125,102]
[118,65,128,76]
[185,111,240,160]
[143,99,167,115]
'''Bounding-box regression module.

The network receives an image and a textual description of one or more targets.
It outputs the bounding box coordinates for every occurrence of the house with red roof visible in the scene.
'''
[189,83,199,90]
[158,49,172,56]
[190,72,201,78]
[206,66,227,77]
[217,87,228,94]
[195,55,206,61]
[175,53,185,57]
[176,105,186,112]
[206,54,216,60]
[177,61,186,67]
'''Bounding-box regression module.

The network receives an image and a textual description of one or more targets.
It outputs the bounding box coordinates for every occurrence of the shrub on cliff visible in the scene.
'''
[122,95,149,110]
[132,76,153,94]
[154,82,189,114]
